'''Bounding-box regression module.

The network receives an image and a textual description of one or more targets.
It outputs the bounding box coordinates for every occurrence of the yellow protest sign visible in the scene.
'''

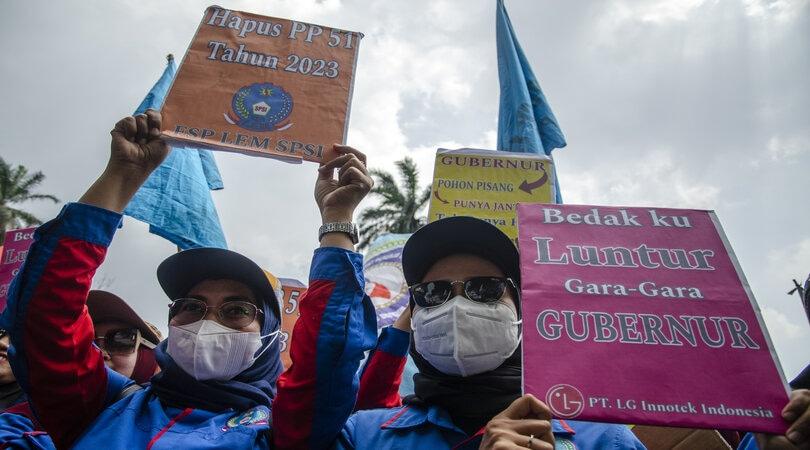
[428,148,555,240]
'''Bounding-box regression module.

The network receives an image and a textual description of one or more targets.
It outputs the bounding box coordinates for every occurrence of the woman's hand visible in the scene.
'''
[480,395,555,449]
[315,145,373,223]
[79,110,169,213]
[108,110,169,175]
[315,145,373,249]
[756,389,810,449]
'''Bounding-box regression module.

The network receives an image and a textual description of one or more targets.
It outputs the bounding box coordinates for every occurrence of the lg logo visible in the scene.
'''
[545,384,584,419]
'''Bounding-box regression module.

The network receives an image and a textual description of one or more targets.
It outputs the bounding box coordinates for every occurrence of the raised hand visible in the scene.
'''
[315,145,373,224]
[79,110,169,213]
[479,395,555,450]
[109,110,169,174]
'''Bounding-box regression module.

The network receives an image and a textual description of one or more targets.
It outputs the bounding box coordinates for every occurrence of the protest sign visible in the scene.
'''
[277,277,306,368]
[364,233,411,329]
[517,204,790,433]
[428,148,554,241]
[161,6,362,162]
[0,227,36,311]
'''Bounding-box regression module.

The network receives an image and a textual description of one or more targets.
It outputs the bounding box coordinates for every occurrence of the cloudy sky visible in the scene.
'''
[2,0,808,379]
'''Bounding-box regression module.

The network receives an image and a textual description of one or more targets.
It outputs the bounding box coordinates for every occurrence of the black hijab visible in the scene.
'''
[407,339,522,435]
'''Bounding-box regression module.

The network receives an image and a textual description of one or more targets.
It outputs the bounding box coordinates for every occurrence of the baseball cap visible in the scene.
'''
[87,290,162,345]
[401,216,520,287]
[156,248,281,319]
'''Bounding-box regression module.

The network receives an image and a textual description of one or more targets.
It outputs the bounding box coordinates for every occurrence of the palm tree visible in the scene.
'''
[358,157,431,249]
[0,157,59,244]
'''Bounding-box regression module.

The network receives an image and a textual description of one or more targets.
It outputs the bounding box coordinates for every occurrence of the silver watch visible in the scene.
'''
[319,222,359,244]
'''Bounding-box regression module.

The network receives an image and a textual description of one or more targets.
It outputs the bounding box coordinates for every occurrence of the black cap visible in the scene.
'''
[157,248,280,318]
[401,216,520,287]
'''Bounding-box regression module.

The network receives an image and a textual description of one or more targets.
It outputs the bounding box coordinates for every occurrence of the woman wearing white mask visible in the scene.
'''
[0,110,375,449]
[328,216,647,449]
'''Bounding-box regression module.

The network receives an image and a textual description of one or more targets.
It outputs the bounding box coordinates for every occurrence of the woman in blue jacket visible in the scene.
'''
[334,217,648,450]
[0,110,376,449]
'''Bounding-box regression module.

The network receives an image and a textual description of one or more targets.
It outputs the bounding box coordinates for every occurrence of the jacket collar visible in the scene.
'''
[380,405,463,433]
[554,419,576,435]
[380,404,577,437]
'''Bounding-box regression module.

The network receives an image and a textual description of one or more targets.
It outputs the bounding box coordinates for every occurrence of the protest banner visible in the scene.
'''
[161,6,362,162]
[517,204,790,433]
[0,227,36,311]
[277,277,306,368]
[364,233,411,329]
[428,148,554,241]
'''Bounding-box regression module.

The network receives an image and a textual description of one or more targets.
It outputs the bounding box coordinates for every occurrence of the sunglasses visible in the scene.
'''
[168,298,263,330]
[409,277,515,308]
[94,328,150,355]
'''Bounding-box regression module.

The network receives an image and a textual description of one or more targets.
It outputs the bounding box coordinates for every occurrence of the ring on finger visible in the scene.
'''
[526,434,534,448]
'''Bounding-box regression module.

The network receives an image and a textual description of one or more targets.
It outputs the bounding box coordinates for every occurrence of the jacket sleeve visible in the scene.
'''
[736,433,760,450]
[0,203,131,449]
[355,326,410,410]
[272,247,377,450]
[0,406,37,449]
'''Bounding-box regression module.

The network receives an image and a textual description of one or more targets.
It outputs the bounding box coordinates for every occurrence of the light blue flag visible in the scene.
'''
[124,55,228,249]
[496,0,567,203]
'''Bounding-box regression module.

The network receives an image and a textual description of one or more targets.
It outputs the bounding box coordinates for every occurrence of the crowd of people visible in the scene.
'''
[0,110,807,449]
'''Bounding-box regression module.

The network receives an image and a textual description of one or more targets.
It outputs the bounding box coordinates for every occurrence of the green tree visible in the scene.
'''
[0,157,59,244]
[358,157,431,249]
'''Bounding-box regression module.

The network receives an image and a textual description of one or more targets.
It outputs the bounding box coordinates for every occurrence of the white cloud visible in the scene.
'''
[767,238,810,279]
[636,0,711,23]
[767,135,810,161]
[743,0,809,21]
[560,149,721,209]
[761,306,808,340]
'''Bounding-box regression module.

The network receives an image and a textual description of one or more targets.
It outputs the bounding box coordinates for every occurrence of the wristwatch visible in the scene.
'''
[319,222,360,244]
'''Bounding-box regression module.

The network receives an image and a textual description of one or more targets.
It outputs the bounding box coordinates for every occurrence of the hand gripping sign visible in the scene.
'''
[517,204,790,433]
[161,7,362,162]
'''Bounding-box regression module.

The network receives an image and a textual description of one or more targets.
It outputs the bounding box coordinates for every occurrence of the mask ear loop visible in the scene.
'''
[507,278,524,339]
[252,328,282,360]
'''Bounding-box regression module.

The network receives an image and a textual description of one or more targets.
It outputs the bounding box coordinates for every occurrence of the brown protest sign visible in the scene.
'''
[631,425,733,450]
[161,7,362,162]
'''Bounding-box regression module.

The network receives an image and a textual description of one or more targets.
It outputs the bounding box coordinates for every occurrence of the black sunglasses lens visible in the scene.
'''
[412,281,452,307]
[465,277,507,303]
[105,329,138,354]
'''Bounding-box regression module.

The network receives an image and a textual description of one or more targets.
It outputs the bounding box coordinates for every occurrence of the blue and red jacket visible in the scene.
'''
[270,250,396,449]
[0,401,53,450]
[317,326,647,449]
[338,406,647,450]
[0,202,376,449]
[278,314,646,449]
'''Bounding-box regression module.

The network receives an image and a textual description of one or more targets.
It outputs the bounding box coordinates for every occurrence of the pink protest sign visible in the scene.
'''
[517,204,790,433]
[0,227,37,312]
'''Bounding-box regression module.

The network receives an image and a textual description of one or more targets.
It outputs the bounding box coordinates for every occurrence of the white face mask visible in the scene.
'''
[167,319,280,381]
[412,295,521,377]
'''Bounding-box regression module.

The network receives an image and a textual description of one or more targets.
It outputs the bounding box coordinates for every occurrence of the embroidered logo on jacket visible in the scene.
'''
[556,438,577,450]
[222,407,270,431]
